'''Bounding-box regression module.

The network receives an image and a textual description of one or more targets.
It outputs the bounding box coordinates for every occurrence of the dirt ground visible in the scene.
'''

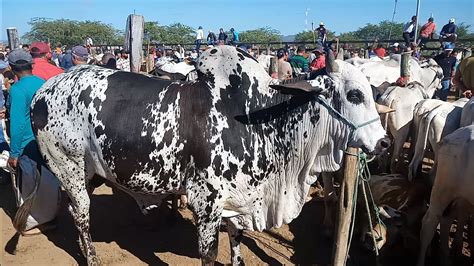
[0,171,471,266]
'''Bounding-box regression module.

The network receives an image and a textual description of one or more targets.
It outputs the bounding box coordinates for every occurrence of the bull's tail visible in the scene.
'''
[12,167,41,234]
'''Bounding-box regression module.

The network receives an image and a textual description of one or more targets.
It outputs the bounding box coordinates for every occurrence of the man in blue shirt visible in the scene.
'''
[6,49,46,170]
[440,18,457,44]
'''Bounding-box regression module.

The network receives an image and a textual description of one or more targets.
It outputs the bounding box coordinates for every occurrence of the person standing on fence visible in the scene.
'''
[453,53,474,99]
[207,30,217,46]
[218,28,227,45]
[229,28,239,46]
[402,16,417,47]
[434,43,457,101]
[440,18,457,45]
[195,26,204,53]
[316,22,327,46]
[418,17,436,48]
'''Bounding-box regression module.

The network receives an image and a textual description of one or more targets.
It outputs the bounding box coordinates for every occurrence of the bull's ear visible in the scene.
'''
[375,103,395,114]
[269,75,333,95]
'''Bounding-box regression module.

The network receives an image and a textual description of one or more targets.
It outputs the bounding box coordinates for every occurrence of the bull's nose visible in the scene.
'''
[379,138,391,149]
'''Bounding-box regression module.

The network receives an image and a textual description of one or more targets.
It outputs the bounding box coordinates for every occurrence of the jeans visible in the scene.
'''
[434,79,451,101]
[195,39,202,53]
[403,32,412,46]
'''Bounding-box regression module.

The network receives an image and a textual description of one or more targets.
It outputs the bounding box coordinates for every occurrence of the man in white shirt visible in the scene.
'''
[195,26,204,54]
[402,15,417,46]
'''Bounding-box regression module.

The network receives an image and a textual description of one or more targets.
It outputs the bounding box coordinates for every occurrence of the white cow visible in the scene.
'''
[348,55,443,100]
[408,98,468,181]
[377,81,441,173]
[418,125,474,266]
[257,54,273,73]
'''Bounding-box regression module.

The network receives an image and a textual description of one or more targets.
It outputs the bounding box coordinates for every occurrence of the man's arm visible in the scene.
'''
[9,87,28,159]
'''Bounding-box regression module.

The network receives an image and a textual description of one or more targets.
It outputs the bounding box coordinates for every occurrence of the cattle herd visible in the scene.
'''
[15,45,472,265]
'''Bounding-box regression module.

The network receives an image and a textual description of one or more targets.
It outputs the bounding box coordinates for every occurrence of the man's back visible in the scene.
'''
[9,75,45,157]
[32,58,64,80]
[441,23,456,34]
[290,55,309,73]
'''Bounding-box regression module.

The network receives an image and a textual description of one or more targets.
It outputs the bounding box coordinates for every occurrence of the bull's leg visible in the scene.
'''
[188,179,223,265]
[418,197,452,266]
[224,218,244,265]
[408,147,424,182]
[42,150,99,265]
[390,126,410,174]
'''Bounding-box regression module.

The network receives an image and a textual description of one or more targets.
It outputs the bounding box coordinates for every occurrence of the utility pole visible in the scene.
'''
[414,0,421,44]
[388,0,398,41]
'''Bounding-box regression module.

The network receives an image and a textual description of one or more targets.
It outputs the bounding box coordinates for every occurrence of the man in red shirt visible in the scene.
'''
[30,42,63,80]
[374,44,386,58]
[310,45,326,71]
[419,17,436,48]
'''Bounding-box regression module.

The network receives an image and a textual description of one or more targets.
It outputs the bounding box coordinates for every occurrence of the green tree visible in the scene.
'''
[23,18,122,46]
[294,30,335,43]
[239,27,282,44]
[456,22,474,38]
[346,20,404,41]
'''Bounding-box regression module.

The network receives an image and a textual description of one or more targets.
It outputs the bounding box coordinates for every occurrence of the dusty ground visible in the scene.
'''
[0,158,471,266]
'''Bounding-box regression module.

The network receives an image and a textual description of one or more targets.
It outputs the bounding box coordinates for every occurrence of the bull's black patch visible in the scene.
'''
[210,49,217,54]
[235,47,258,62]
[237,53,245,61]
[346,89,364,105]
[31,97,49,135]
[78,85,93,106]
[66,95,73,114]
[236,63,242,74]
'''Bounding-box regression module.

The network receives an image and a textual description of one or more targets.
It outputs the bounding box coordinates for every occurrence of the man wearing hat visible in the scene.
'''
[5,49,45,171]
[434,43,457,101]
[30,42,63,80]
[316,22,327,46]
[71,45,89,66]
[440,18,457,44]
[310,45,326,71]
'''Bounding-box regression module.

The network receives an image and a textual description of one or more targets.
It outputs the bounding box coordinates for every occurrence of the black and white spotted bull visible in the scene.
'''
[30,46,389,265]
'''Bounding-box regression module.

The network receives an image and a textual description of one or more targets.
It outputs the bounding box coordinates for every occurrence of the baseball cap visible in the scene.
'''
[312,44,324,54]
[72,45,89,58]
[319,22,324,26]
[8,48,33,65]
[392,42,400,47]
[449,18,455,23]
[30,42,51,54]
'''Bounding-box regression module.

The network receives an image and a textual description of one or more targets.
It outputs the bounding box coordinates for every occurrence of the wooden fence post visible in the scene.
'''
[332,147,359,266]
[124,14,144,73]
[6,28,20,49]
[400,51,411,79]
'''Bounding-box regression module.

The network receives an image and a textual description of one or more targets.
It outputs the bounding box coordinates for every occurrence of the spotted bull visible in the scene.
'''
[30,46,388,265]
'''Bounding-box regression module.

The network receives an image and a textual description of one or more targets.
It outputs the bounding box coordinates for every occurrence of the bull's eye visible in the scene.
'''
[346,89,364,105]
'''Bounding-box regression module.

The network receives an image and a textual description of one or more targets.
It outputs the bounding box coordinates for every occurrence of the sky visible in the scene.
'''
[1,0,473,41]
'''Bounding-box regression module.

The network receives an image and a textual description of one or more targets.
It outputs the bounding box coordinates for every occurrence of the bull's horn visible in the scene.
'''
[375,103,395,114]
[326,49,340,73]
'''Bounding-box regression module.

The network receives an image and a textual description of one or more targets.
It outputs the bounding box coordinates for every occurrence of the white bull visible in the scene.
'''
[418,125,474,266]
[408,98,469,181]
[348,55,443,100]
[377,81,441,173]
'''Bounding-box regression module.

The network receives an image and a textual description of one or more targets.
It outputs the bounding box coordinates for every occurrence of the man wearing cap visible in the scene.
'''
[5,49,45,171]
[453,53,474,99]
[434,43,457,101]
[71,45,90,67]
[440,18,457,44]
[30,42,63,80]
[316,22,327,46]
[310,45,326,71]
[276,48,292,81]
[196,26,204,53]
